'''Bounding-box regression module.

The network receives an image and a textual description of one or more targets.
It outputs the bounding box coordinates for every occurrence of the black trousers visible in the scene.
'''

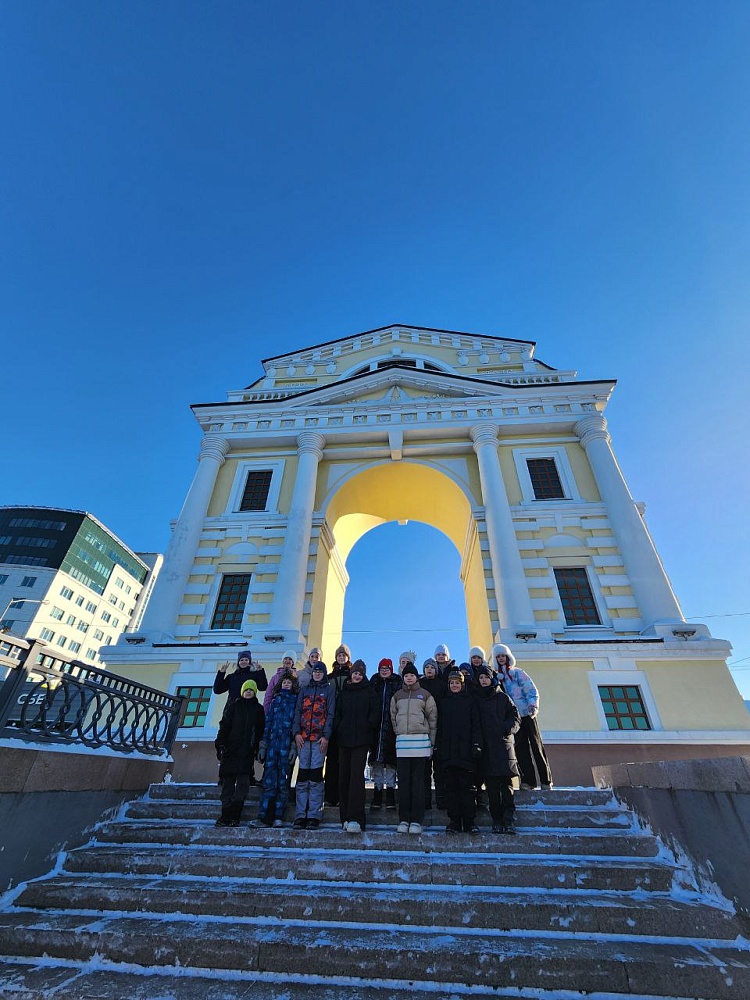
[515,715,552,787]
[485,775,515,825]
[339,744,369,829]
[324,734,340,804]
[396,757,426,823]
[444,765,476,830]
[220,772,251,808]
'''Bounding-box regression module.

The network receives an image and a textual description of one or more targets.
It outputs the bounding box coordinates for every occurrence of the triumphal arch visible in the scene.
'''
[104,324,750,780]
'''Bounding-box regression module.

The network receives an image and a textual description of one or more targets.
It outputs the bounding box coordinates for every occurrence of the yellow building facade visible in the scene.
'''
[102,325,750,782]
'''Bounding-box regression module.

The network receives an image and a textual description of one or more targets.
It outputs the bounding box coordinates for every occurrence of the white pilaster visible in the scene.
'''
[140,435,230,638]
[268,431,326,637]
[575,414,684,628]
[470,422,537,635]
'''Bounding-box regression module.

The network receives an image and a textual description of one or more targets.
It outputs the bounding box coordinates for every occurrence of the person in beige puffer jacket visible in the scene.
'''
[389,662,438,835]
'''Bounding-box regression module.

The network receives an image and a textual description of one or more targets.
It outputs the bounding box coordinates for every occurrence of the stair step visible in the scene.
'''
[15,874,740,938]
[126,798,632,829]
[64,843,677,891]
[148,781,616,807]
[93,819,661,857]
[0,911,747,998]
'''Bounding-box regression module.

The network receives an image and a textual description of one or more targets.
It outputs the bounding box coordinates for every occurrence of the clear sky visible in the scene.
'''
[2,2,749,695]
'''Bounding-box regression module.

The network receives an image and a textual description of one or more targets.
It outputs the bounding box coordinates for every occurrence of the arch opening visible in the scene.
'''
[308,460,492,661]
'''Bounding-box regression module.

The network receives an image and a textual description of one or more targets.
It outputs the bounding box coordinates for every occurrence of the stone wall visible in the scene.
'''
[0,745,169,892]
[592,756,750,919]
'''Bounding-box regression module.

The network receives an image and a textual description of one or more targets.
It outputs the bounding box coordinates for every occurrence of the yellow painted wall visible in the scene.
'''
[565,442,601,501]
[639,660,750,730]
[521,660,602,731]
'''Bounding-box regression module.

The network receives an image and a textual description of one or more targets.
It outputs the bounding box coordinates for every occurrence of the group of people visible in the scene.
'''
[212,642,553,838]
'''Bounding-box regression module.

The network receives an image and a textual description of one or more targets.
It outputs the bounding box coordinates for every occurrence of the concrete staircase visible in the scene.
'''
[0,782,748,999]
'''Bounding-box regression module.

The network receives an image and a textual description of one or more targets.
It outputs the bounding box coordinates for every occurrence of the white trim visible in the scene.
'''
[543,730,750,744]
[226,459,286,515]
[587,668,663,731]
[513,446,580,503]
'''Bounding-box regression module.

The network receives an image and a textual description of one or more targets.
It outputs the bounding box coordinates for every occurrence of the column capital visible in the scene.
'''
[470,421,500,451]
[575,414,610,448]
[297,431,326,460]
[199,434,230,464]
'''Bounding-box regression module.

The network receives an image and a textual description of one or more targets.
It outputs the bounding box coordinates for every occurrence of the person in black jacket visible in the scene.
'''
[214,679,266,827]
[436,670,482,834]
[335,659,379,833]
[213,650,268,706]
[368,658,401,812]
[324,643,353,806]
[476,665,521,834]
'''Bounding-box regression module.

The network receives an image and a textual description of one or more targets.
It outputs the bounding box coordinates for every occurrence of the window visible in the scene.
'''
[85,648,97,660]
[118,600,125,611]
[77,621,89,633]
[56,636,67,648]
[0,619,15,631]
[598,685,651,731]
[9,600,25,610]
[239,470,273,512]
[75,595,84,607]
[108,593,118,605]
[50,607,64,621]
[115,578,124,589]
[68,640,81,654]
[210,574,251,630]
[101,612,111,623]
[527,458,565,500]
[86,601,97,613]
[112,617,120,628]
[553,567,601,625]
[60,586,74,600]
[40,628,55,641]
[103,635,112,645]
[9,517,66,530]
[20,576,37,588]
[0,574,8,584]
[93,629,104,640]
[125,585,132,595]
[176,686,212,727]
[66,615,76,626]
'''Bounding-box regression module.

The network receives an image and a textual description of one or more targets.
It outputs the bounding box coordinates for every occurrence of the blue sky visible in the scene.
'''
[2,2,749,694]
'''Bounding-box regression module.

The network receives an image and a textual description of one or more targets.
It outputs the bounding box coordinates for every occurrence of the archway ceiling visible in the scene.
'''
[325,461,472,563]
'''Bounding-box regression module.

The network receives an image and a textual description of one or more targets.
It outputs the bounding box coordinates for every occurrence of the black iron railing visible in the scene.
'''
[0,634,184,756]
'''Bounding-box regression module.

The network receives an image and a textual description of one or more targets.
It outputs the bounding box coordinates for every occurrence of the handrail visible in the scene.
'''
[0,634,184,756]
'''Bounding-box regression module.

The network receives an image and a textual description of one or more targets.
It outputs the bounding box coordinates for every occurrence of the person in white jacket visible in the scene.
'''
[492,644,553,790]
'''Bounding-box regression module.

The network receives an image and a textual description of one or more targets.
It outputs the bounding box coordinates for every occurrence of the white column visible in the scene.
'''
[470,422,536,633]
[269,431,326,634]
[575,414,683,626]
[140,435,230,637]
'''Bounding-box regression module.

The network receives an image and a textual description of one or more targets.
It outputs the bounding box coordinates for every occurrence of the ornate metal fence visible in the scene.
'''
[0,634,184,756]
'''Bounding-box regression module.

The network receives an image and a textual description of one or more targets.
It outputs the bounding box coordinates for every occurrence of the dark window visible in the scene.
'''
[598,685,651,731]
[527,458,565,499]
[239,470,273,512]
[20,576,37,588]
[553,567,601,625]
[211,574,251,630]
[176,686,212,727]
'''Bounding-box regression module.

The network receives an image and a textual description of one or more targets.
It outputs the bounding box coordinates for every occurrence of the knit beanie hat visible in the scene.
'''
[311,660,328,676]
[240,679,258,696]
[335,644,352,660]
[399,649,417,663]
[434,643,450,658]
[422,657,437,670]
[378,658,394,672]
[401,661,419,678]
[492,643,517,668]
[282,650,297,666]
[350,659,367,678]
[237,649,253,665]
[447,670,465,686]
[476,664,494,681]
[469,646,486,661]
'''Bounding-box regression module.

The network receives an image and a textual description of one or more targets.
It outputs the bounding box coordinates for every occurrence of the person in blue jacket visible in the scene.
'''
[254,669,299,827]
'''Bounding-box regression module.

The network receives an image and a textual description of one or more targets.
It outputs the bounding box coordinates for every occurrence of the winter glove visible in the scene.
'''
[471,744,482,759]
[257,742,267,764]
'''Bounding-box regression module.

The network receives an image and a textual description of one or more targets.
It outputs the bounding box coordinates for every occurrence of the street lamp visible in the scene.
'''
[0,597,49,633]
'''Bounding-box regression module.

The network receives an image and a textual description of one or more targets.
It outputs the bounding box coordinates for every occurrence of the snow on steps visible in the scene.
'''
[0,783,748,1000]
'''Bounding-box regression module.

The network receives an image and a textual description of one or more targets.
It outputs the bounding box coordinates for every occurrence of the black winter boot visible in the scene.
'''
[215,807,233,827]
[370,787,383,811]
[385,788,396,810]
[228,801,244,827]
